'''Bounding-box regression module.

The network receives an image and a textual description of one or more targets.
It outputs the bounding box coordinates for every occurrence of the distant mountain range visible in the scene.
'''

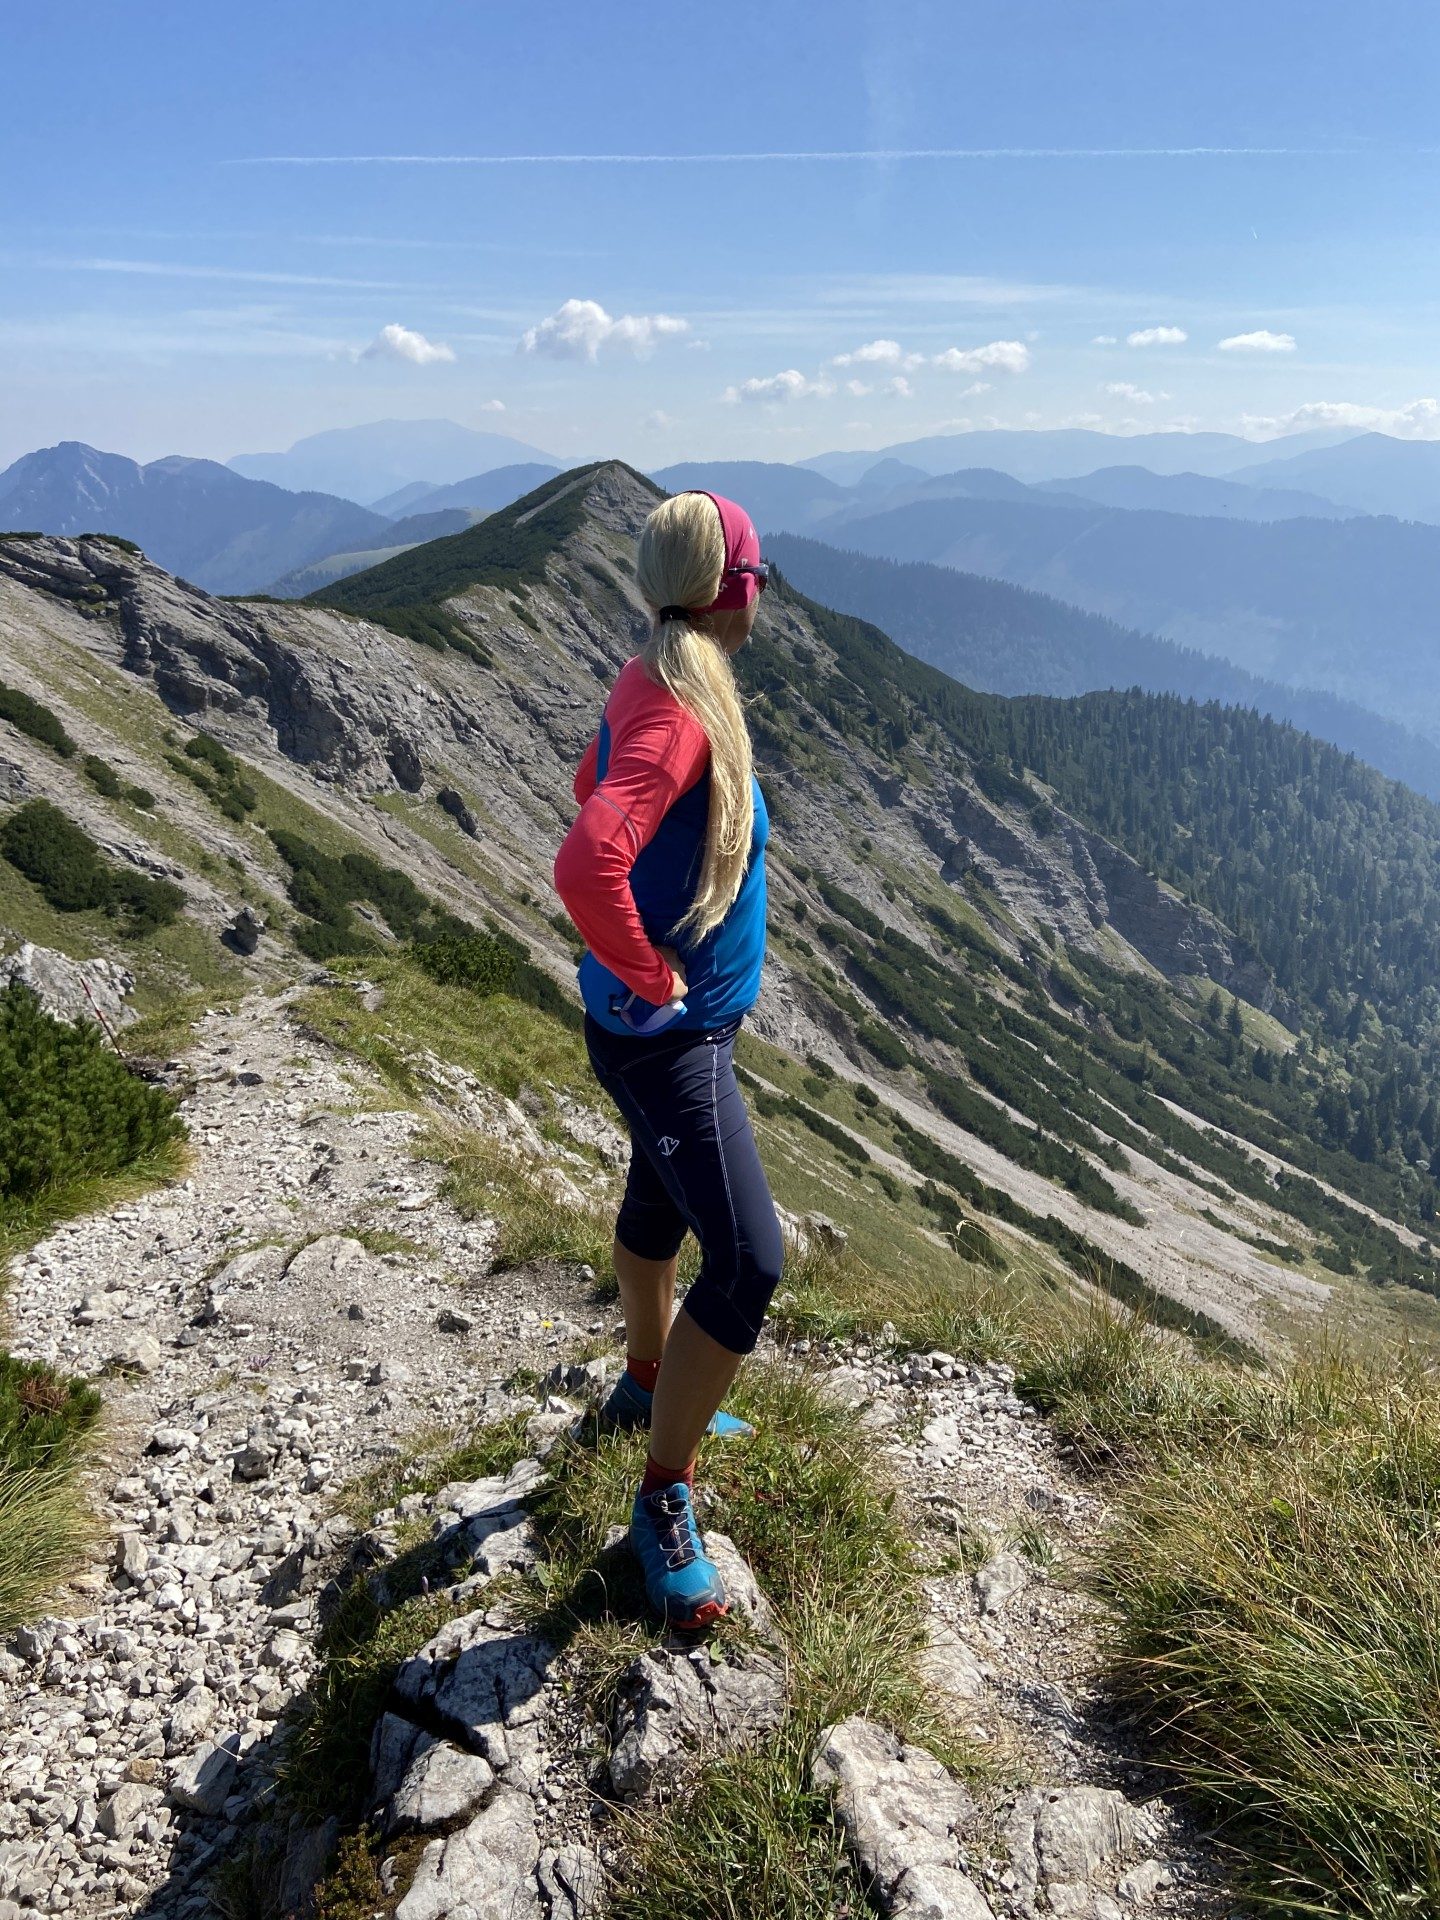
[813,491,1440,746]
[767,532,1440,799]
[227,419,560,507]
[1232,433,1440,523]
[0,443,388,596]
[0,444,556,598]
[796,425,1362,486]
[368,463,560,521]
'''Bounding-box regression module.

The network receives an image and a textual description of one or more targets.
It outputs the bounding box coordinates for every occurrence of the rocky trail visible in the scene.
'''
[0,988,1237,1920]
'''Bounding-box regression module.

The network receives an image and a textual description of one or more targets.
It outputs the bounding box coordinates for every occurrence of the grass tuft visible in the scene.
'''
[1023,1311,1440,1917]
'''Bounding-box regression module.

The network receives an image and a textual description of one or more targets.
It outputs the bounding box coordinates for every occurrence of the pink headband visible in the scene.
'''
[686,490,762,613]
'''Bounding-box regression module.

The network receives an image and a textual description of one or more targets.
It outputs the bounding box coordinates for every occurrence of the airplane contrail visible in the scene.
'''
[231,145,1367,168]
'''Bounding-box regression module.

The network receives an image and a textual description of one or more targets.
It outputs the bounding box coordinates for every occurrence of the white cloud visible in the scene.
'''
[831,337,925,370]
[844,378,873,397]
[1092,334,1118,345]
[1241,397,1440,439]
[519,297,689,361]
[1126,326,1187,347]
[722,368,836,405]
[478,397,506,412]
[643,409,674,430]
[933,339,1031,375]
[359,322,455,365]
[885,375,914,399]
[1104,381,1167,403]
[1218,329,1296,353]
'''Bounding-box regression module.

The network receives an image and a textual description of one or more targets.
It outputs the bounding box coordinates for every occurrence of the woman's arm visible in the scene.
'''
[573,732,600,804]
[554,701,708,1004]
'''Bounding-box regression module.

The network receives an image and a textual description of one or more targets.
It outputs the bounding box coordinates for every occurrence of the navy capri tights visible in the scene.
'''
[583,1014,785,1356]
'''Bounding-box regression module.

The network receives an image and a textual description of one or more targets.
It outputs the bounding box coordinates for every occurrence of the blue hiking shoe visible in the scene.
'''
[629,1482,728,1630]
[598,1370,755,1439]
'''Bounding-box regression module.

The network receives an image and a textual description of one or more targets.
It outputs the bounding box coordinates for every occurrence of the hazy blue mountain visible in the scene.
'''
[0,441,389,594]
[855,457,930,490]
[823,491,1440,746]
[650,460,849,530]
[259,506,486,598]
[1229,432,1440,525]
[379,463,560,518]
[767,531,1440,798]
[1035,465,1354,522]
[369,479,446,519]
[797,425,1359,486]
[227,419,559,506]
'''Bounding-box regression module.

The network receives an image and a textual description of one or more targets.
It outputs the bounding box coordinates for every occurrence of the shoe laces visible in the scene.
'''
[642,1487,700,1570]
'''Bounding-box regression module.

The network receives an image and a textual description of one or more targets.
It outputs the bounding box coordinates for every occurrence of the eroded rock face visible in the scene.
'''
[810,1716,993,1919]
[608,1644,786,1804]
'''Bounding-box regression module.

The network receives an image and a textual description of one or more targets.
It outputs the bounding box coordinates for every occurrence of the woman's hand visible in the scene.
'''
[657,944,688,1004]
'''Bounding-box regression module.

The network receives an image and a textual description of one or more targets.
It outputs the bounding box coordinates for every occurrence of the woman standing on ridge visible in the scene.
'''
[553,489,783,1630]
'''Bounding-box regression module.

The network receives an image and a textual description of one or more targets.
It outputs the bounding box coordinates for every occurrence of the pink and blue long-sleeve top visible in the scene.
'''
[553,656,769,1036]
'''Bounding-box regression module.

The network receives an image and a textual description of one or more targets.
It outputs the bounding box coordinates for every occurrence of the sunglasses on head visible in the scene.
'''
[724,561,771,592]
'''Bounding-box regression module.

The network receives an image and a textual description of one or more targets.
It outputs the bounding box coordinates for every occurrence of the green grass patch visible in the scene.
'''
[1022,1313,1440,1916]
[530,1357,957,1920]
[296,953,593,1106]
[426,1122,612,1274]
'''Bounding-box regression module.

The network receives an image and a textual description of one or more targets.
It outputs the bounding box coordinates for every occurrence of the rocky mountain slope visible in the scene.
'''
[2,462,1436,1357]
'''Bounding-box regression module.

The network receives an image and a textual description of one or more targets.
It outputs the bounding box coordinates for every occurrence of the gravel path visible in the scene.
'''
[0,988,1239,1919]
[0,987,599,1917]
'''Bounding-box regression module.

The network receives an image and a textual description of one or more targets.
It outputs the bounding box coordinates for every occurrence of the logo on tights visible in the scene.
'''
[657,1134,680,1157]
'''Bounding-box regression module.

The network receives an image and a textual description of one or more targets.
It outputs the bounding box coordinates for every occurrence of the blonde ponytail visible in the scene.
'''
[634,493,755,943]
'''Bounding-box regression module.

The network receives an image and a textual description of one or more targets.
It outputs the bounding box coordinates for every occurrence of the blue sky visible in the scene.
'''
[4,0,1440,470]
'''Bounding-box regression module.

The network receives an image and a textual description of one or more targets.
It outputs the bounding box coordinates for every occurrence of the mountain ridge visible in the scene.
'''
[6,461,1440,1355]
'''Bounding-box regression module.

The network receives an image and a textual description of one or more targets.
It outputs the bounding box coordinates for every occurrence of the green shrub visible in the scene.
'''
[0,800,185,932]
[81,755,122,798]
[0,981,183,1222]
[412,926,580,1029]
[167,732,257,819]
[0,682,75,758]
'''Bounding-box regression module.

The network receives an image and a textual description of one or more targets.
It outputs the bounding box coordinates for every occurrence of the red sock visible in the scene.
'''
[641,1453,695,1497]
[626,1355,662,1394]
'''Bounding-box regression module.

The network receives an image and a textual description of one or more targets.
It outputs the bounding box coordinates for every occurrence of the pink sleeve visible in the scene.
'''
[573,733,599,804]
[553,676,709,1004]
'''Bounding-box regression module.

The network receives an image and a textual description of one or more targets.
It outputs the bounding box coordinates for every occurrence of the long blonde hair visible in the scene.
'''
[635,492,755,942]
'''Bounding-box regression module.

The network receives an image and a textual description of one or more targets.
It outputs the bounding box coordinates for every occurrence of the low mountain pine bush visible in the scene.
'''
[0,981,184,1221]
[1,800,185,932]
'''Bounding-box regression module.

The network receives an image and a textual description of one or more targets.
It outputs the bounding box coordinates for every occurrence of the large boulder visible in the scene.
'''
[0,941,137,1029]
